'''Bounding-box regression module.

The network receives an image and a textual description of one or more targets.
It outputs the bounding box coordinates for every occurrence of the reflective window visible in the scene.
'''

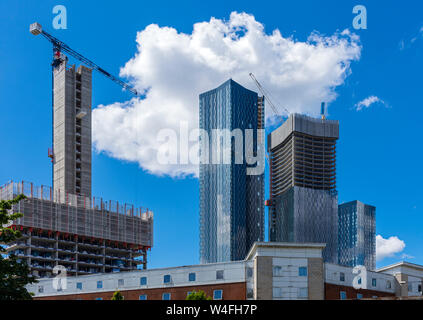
[162,293,171,300]
[216,270,224,280]
[164,275,171,283]
[213,290,223,300]
[340,291,347,300]
[340,272,345,282]
[77,282,83,290]
[139,295,147,300]
[299,267,308,277]
[189,273,196,282]
[140,277,147,286]
[97,281,103,289]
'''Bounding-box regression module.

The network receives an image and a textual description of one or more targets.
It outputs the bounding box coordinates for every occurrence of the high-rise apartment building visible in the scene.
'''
[199,79,264,264]
[267,113,339,263]
[338,201,376,270]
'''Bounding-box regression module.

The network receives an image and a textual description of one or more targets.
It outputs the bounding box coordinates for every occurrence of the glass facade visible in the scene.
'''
[338,201,376,270]
[270,186,339,263]
[199,79,264,263]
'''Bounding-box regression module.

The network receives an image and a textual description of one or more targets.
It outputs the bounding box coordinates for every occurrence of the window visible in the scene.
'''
[139,295,147,300]
[216,270,224,280]
[77,282,83,290]
[418,284,422,293]
[97,281,103,289]
[273,288,283,298]
[386,280,391,289]
[340,272,345,282]
[340,291,347,300]
[95,298,103,300]
[164,275,171,284]
[162,293,171,300]
[273,266,282,276]
[38,286,44,293]
[372,278,377,287]
[140,277,147,286]
[358,277,362,285]
[357,294,363,300]
[118,279,124,287]
[187,292,192,297]
[299,267,308,277]
[189,273,196,282]
[408,283,413,292]
[247,267,253,278]
[213,290,223,300]
[298,288,308,298]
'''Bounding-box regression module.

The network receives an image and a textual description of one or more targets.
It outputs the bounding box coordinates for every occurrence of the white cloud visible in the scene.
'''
[92,12,361,178]
[354,95,386,111]
[376,235,406,261]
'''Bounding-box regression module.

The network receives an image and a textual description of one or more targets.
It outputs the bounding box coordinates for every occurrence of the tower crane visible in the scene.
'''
[29,22,138,96]
[249,73,289,117]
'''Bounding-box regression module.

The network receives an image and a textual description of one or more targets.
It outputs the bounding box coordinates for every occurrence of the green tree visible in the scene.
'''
[186,290,212,300]
[111,290,124,300]
[0,195,37,300]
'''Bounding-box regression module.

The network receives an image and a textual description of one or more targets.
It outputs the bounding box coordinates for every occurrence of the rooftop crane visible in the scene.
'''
[249,73,289,117]
[29,22,138,96]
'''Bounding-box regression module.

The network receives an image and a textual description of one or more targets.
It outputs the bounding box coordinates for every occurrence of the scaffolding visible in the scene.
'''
[0,181,153,247]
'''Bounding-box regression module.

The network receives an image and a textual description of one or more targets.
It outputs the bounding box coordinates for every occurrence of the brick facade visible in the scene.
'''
[325,283,395,300]
[35,282,246,300]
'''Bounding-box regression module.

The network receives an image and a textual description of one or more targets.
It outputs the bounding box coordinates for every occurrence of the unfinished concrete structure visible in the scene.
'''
[0,55,153,278]
[0,181,153,278]
[267,114,339,263]
[52,56,92,197]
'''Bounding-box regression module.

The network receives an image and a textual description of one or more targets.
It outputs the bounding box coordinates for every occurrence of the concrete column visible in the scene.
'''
[254,256,273,300]
[307,258,324,300]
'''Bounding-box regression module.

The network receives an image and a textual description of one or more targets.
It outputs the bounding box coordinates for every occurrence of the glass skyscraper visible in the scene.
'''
[199,79,264,264]
[338,201,376,270]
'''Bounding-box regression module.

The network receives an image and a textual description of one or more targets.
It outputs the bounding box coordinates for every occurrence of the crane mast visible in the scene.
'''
[30,22,138,96]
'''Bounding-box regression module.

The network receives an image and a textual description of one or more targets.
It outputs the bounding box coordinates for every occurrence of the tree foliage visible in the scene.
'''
[0,195,37,300]
[186,290,212,300]
[111,290,124,300]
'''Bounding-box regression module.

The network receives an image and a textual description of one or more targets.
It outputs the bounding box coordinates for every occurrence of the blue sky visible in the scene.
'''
[0,0,422,269]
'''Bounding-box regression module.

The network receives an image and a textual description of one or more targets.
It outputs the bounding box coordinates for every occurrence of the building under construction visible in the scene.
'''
[0,45,153,278]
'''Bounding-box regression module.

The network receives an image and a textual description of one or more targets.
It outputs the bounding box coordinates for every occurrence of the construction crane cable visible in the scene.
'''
[31,22,138,96]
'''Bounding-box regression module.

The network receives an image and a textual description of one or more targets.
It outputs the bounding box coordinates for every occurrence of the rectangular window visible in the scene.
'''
[386,280,391,289]
[357,294,363,300]
[140,277,147,286]
[95,298,103,300]
[213,290,223,300]
[164,275,171,283]
[299,267,308,277]
[247,267,253,278]
[216,270,224,280]
[408,283,413,292]
[340,272,345,282]
[139,295,147,300]
[97,281,103,289]
[298,288,308,298]
[162,293,171,300]
[340,291,347,300]
[189,273,196,282]
[187,292,192,297]
[372,278,377,287]
[38,286,44,293]
[77,282,83,290]
[273,287,283,298]
[118,279,124,287]
[273,266,282,276]
[418,284,422,292]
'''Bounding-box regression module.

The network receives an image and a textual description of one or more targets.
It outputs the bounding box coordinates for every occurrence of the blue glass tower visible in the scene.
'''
[199,79,264,264]
[338,201,376,270]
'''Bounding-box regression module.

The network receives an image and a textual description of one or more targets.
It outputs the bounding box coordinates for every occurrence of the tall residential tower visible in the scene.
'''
[267,114,339,263]
[338,201,376,270]
[199,79,265,263]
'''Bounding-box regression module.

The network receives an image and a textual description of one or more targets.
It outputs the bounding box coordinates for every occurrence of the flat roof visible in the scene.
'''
[376,261,423,273]
[246,242,326,261]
